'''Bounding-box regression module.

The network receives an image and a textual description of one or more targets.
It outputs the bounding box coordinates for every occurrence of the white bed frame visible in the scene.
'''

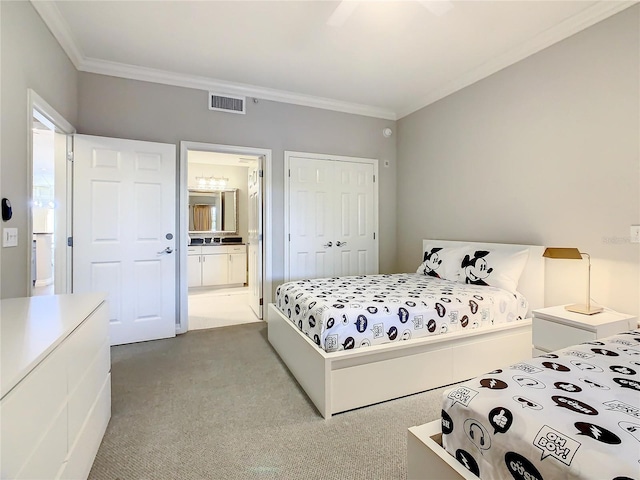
[407,421,474,480]
[267,240,545,419]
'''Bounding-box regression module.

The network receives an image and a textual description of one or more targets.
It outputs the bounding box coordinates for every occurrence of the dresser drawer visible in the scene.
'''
[15,406,68,480]
[66,303,109,392]
[0,344,68,478]
[533,318,596,352]
[68,339,110,446]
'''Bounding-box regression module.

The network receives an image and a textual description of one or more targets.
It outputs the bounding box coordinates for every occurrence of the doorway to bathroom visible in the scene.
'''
[178,142,271,332]
[28,90,75,297]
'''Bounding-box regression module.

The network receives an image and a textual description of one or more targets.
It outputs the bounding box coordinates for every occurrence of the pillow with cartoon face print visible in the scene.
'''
[455,248,529,293]
[416,245,466,281]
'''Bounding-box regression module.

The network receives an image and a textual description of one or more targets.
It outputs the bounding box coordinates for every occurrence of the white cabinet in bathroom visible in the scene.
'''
[187,247,203,288]
[201,251,228,287]
[188,245,246,288]
[229,252,247,285]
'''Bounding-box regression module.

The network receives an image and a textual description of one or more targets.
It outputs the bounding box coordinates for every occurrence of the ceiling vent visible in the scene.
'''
[209,92,246,114]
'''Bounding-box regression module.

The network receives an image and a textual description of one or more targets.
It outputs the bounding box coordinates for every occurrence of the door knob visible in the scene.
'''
[323,241,333,248]
[157,247,174,255]
[336,241,347,247]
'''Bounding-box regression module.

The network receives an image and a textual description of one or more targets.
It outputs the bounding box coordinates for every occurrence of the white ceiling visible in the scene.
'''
[33,1,635,120]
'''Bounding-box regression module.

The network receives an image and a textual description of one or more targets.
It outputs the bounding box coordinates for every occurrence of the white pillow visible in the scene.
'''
[416,245,466,281]
[455,248,529,293]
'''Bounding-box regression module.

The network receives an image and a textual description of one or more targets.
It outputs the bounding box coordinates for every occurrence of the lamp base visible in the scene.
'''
[564,304,603,315]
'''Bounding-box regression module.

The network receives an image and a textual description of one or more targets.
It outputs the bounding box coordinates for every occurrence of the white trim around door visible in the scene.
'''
[27,89,76,296]
[178,141,272,334]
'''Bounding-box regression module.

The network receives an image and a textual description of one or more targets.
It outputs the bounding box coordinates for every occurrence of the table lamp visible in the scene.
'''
[542,247,603,315]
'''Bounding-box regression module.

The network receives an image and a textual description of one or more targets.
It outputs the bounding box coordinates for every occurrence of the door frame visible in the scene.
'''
[284,151,379,282]
[178,141,272,334]
[27,89,76,295]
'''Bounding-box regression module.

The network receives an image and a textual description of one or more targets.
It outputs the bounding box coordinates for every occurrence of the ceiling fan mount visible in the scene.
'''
[327,0,454,27]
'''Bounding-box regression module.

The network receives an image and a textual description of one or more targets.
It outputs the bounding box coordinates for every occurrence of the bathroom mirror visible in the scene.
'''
[188,189,238,234]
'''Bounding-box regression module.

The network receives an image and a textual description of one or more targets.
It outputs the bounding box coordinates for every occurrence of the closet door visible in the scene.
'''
[333,161,376,276]
[286,153,378,282]
[288,157,336,281]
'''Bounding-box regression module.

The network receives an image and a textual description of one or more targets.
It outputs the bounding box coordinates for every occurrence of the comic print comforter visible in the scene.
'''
[442,330,640,480]
[274,273,528,352]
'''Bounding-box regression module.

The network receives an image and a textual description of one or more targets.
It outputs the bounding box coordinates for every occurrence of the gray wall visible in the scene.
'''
[76,73,397,293]
[1,1,78,298]
[396,6,640,315]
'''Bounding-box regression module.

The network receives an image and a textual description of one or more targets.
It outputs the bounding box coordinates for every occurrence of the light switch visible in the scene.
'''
[3,228,18,247]
[631,225,640,244]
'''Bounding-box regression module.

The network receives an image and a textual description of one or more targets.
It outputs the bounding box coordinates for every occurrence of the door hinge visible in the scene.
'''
[373,232,376,240]
[373,174,376,183]
[67,236,73,247]
[259,298,263,306]
[67,151,74,162]
[288,234,291,241]
[288,169,291,177]
[259,169,264,178]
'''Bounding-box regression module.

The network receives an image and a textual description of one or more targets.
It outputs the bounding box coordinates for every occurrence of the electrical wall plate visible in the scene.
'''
[3,228,18,247]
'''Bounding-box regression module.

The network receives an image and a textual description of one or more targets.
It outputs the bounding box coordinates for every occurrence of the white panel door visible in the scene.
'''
[288,157,335,281]
[247,161,263,318]
[287,154,377,281]
[333,161,376,276]
[73,134,176,346]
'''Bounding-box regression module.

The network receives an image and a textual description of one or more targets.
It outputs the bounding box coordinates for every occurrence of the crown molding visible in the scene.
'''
[30,0,83,68]
[33,0,634,122]
[30,1,396,120]
[78,58,397,120]
[397,0,637,119]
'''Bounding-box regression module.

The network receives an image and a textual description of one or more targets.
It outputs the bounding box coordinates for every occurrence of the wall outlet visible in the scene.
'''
[631,225,640,244]
[2,228,18,247]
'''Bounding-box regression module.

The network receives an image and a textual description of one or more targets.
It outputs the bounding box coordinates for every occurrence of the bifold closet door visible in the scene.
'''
[287,155,377,281]
[332,160,376,276]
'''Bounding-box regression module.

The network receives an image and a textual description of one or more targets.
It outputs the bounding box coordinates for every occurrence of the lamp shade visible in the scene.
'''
[542,247,583,260]
[542,247,602,315]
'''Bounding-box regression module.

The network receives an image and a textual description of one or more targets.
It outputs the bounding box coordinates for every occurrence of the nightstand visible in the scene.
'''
[532,305,636,355]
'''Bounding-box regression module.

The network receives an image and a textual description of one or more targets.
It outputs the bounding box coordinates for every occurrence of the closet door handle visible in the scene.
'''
[323,241,333,248]
[336,241,347,247]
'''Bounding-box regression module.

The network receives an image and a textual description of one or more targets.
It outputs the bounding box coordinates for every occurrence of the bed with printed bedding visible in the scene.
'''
[267,240,545,418]
[438,329,640,480]
[275,274,529,352]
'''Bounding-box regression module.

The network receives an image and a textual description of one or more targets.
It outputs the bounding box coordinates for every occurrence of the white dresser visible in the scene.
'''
[1,293,111,480]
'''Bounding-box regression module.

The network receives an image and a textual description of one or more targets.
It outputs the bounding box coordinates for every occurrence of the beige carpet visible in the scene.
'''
[89,322,445,480]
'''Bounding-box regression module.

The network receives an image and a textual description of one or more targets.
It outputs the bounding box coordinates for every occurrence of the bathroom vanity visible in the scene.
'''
[187,244,247,288]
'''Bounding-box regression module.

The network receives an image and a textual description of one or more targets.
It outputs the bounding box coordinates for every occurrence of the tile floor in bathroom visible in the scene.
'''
[188,285,262,330]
